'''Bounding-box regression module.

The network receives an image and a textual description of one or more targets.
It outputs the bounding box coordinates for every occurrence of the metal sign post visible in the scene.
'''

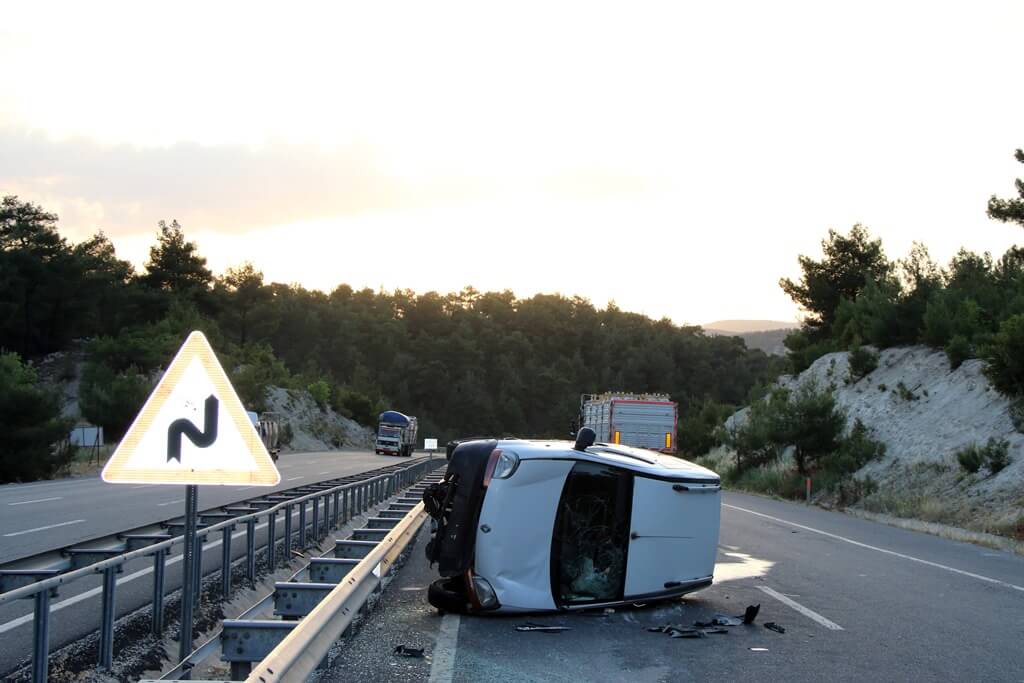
[424,438,438,460]
[179,484,199,661]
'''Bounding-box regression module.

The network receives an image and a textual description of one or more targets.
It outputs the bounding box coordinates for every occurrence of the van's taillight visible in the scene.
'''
[482,449,519,487]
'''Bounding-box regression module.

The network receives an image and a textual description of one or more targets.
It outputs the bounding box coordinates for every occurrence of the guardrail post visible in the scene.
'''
[298,501,307,548]
[152,548,166,635]
[267,511,278,569]
[284,504,293,559]
[221,525,234,597]
[322,494,330,536]
[246,518,256,585]
[231,662,251,680]
[332,491,340,527]
[32,588,51,682]
[312,496,320,542]
[193,531,204,603]
[99,567,117,669]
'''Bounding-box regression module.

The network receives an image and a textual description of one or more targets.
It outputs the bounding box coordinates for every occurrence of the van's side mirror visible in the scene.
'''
[574,427,596,452]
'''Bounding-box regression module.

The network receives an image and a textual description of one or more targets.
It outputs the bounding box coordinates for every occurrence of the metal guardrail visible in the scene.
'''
[247,499,429,682]
[0,457,443,682]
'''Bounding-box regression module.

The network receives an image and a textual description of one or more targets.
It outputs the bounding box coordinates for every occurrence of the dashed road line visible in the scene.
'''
[429,613,460,683]
[724,503,1024,594]
[7,497,62,506]
[157,498,186,507]
[3,520,85,537]
[286,476,305,482]
[757,585,843,630]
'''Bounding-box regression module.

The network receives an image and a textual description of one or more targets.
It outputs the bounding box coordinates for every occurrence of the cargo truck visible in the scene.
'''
[580,393,678,454]
[375,410,418,457]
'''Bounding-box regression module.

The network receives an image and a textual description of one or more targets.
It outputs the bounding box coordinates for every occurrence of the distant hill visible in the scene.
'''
[702,320,798,356]
[702,319,799,334]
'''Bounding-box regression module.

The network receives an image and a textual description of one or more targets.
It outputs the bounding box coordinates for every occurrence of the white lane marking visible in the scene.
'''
[0,508,305,634]
[757,585,844,630]
[3,519,85,537]
[724,503,1024,594]
[157,499,186,507]
[130,485,152,489]
[7,497,62,506]
[317,471,330,475]
[286,476,304,481]
[429,613,460,683]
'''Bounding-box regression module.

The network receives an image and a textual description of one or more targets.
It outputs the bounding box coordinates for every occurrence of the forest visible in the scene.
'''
[0,196,781,480]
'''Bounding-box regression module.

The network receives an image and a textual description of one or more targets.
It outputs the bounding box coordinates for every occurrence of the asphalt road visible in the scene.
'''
[0,450,419,678]
[0,450,409,563]
[326,490,1024,683]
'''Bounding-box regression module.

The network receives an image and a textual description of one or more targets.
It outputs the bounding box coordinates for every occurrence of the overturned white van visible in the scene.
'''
[422,430,721,614]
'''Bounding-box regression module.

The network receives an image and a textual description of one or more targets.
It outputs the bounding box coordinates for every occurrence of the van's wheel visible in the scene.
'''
[428,577,472,614]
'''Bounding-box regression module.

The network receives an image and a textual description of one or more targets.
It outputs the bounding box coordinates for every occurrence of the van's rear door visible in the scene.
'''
[623,476,720,598]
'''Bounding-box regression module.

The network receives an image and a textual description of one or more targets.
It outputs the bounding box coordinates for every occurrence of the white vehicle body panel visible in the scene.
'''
[475,459,574,611]
[624,476,721,597]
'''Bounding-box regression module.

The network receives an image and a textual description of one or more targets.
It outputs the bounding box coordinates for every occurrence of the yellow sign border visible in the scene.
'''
[101,331,281,486]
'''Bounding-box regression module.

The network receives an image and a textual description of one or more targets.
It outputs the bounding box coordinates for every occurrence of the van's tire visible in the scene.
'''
[428,577,472,614]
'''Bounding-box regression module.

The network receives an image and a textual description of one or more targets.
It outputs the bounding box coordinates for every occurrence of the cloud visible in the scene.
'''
[0,127,667,240]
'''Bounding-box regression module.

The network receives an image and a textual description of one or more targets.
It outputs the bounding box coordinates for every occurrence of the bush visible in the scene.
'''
[783,329,841,374]
[848,346,879,381]
[895,381,917,402]
[0,352,75,482]
[280,421,294,446]
[1010,399,1024,433]
[677,399,735,457]
[982,438,1011,474]
[985,314,1024,395]
[307,379,331,410]
[944,334,972,370]
[956,444,984,473]
[79,363,153,441]
[331,386,384,426]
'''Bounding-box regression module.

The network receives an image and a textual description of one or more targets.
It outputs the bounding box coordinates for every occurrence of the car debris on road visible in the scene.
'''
[392,645,425,658]
[764,622,786,634]
[515,623,572,633]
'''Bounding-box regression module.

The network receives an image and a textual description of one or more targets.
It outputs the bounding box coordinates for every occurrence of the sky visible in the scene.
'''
[1,1,1022,326]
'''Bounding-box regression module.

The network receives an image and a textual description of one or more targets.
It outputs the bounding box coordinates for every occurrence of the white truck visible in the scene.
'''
[580,393,678,454]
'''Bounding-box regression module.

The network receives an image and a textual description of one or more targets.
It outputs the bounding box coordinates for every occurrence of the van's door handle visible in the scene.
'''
[672,484,721,493]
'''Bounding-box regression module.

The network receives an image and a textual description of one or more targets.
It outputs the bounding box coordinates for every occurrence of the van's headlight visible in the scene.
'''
[471,575,499,609]
[483,449,519,486]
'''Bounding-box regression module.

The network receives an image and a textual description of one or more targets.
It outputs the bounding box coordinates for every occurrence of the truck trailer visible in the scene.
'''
[375,410,418,457]
[580,393,678,454]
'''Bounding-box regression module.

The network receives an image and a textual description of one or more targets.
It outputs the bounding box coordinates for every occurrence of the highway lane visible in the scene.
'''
[0,450,416,563]
[326,490,1024,682]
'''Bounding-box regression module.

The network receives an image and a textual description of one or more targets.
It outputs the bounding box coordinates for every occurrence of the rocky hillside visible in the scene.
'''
[263,386,375,452]
[720,346,1023,536]
[32,348,375,453]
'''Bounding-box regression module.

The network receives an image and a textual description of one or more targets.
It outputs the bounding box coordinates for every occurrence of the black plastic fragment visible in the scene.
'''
[393,645,425,658]
[742,604,761,625]
[764,622,786,634]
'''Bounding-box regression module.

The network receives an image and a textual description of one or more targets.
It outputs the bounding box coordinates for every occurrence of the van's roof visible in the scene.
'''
[495,439,720,482]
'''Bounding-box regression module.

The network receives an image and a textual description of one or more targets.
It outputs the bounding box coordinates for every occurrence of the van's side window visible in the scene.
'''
[551,462,632,606]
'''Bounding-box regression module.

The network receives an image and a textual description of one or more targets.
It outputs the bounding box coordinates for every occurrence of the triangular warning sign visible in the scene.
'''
[101,331,281,486]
